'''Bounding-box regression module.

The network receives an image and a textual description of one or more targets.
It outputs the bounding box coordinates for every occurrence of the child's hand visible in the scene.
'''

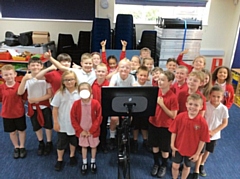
[189,154,199,162]
[44,50,52,59]
[22,70,32,81]
[100,40,107,47]
[80,130,88,137]
[181,49,189,55]
[171,145,178,157]
[28,98,39,104]
[53,122,60,132]
[72,62,81,69]
[157,97,164,107]
[87,131,91,137]
[209,130,215,138]
[121,40,127,47]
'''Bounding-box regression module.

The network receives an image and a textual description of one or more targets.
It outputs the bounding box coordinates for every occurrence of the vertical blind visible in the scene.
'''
[115,0,208,7]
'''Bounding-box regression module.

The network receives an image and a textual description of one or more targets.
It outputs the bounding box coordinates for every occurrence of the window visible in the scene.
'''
[114,1,211,25]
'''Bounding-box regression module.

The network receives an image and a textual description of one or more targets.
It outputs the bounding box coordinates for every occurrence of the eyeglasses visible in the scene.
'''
[63,78,75,82]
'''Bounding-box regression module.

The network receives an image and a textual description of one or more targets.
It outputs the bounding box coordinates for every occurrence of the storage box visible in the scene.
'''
[32,31,50,44]
[12,56,27,61]
[0,52,12,60]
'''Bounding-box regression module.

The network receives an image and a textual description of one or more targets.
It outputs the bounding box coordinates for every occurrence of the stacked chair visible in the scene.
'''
[137,30,157,65]
[91,18,111,52]
[114,14,135,50]
[77,31,91,55]
[57,33,81,65]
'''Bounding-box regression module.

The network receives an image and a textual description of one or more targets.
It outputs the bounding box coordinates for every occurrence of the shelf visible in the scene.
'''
[0,59,48,64]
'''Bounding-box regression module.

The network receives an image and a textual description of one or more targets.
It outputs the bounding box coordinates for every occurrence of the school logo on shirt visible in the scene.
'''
[194,125,200,130]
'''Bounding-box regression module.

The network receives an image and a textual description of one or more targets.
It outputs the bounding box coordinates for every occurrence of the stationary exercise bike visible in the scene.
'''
[101,86,158,179]
[117,103,134,179]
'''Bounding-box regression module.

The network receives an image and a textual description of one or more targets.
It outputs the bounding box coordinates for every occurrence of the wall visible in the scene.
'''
[0,0,239,69]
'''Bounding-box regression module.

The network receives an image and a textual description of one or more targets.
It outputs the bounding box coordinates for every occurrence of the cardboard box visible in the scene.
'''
[32,31,50,44]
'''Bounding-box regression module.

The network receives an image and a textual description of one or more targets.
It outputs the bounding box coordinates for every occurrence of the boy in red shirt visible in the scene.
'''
[169,93,210,179]
[171,65,188,97]
[91,63,109,153]
[148,71,178,178]
[151,67,163,86]
[36,53,72,94]
[178,71,206,116]
[0,64,27,159]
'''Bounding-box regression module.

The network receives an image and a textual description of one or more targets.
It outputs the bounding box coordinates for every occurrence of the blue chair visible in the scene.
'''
[114,14,134,50]
[91,18,111,52]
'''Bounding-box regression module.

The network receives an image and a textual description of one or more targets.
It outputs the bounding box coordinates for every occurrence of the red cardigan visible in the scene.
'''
[70,99,102,138]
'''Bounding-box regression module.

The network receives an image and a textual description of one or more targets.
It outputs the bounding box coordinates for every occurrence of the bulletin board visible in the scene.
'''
[0,0,95,21]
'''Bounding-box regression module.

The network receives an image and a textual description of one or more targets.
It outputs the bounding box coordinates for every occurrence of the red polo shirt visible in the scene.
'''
[169,112,210,156]
[149,89,179,128]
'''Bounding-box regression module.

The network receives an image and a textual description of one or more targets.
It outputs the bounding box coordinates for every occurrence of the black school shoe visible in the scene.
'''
[91,163,97,174]
[44,142,53,155]
[55,161,63,171]
[81,163,88,175]
[151,164,160,176]
[192,172,199,179]
[157,165,167,178]
[199,165,207,176]
[19,148,27,158]
[38,143,45,156]
[70,156,78,166]
[13,148,20,159]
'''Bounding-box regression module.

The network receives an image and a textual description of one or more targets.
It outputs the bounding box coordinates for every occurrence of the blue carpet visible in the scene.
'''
[0,104,240,179]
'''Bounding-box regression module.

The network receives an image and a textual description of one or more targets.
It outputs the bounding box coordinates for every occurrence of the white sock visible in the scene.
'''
[91,158,95,163]
[110,130,116,138]
[83,158,87,164]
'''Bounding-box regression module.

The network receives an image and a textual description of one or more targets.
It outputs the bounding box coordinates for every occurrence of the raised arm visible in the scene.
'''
[176,49,192,72]
[35,64,57,80]
[120,40,127,61]
[101,40,108,65]
[45,51,69,72]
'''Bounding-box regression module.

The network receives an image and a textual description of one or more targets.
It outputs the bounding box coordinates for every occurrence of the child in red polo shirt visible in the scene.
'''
[151,67,163,87]
[176,49,206,73]
[0,64,27,159]
[18,57,53,156]
[101,39,127,80]
[178,71,206,116]
[171,65,188,97]
[91,63,109,153]
[36,53,72,94]
[149,71,179,178]
[169,93,210,179]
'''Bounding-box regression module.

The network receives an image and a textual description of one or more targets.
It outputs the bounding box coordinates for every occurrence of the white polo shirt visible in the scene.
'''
[204,101,229,140]
[110,73,136,87]
[134,81,152,86]
[51,89,81,135]
[25,78,52,109]
[70,68,96,85]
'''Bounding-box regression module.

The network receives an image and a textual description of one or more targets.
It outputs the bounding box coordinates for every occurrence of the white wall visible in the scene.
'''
[0,0,240,69]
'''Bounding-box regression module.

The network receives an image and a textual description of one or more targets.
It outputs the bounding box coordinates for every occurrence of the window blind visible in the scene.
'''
[116,0,208,7]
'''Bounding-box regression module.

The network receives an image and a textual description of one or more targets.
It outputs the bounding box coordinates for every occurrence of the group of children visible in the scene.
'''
[0,41,233,179]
